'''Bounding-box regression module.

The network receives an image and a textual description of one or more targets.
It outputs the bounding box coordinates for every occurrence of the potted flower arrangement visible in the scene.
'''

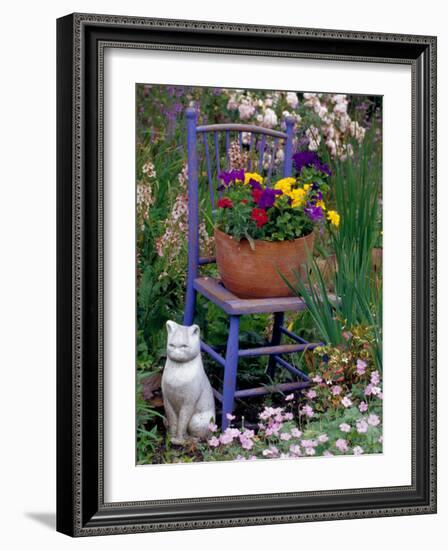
[214,151,340,298]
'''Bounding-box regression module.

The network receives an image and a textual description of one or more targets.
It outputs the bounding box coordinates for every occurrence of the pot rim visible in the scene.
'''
[214,226,315,245]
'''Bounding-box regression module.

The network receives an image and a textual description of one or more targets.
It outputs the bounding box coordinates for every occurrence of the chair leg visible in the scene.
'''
[267,312,284,379]
[221,315,240,431]
[183,285,196,326]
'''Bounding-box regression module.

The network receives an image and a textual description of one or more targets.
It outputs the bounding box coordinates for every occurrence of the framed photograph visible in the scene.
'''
[57,13,437,536]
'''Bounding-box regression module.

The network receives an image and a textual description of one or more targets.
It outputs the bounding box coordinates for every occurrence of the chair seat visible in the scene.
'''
[194,276,308,315]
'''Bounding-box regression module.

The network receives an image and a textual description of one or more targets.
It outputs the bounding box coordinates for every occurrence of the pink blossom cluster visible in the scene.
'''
[302,93,366,159]
[155,163,214,262]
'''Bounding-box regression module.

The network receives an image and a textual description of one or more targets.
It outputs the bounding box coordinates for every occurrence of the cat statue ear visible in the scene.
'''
[166,320,177,333]
[189,324,200,337]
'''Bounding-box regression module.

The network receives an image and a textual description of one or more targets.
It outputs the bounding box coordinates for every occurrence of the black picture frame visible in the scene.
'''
[56,13,437,536]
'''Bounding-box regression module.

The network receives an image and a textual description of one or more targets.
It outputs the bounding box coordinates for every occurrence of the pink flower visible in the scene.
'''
[356,419,369,433]
[312,375,323,383]
[306,389,317,399]
[318,433,329,443]
[359,401,368,413]
[289,444,302,456]
[331,385,342,396]
[356,359,367,375]
[265,422,282,436]
[300,404,314,417]
[280,432,292,441]
[226,413,236,421]
[259,407,276,420]
[301,439,317,448]
[305,447,316,456]
[341,396,353,408]
[339,423,351,433]
[378,435,384,444]
[283,412,293,421]
[353,446,364,456]
[370,370,380,385]
[285,393,295,401]
[262,446,279,458]
[208,423,218,432]
[240,437,254,450]
[364,384,374,396]
[335,439,349,453]
[220,428,239,444]
[290,428,302,438]
[208,436,220,447]
[367,414,380,427]
[323,450,334,457]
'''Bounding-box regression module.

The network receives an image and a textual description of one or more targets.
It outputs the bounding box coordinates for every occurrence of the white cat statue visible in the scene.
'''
[161,320,216,445]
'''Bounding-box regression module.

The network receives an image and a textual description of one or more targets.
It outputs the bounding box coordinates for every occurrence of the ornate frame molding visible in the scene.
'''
[56,12,437,536]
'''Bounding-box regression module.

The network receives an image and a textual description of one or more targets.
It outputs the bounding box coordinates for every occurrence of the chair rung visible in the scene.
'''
[235,380,310,399]
[238,343,316,357]
[201,341,225,366]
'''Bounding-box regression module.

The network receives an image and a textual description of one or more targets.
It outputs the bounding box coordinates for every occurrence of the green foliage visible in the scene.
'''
[134,84,383,464]
[282,126,382,369]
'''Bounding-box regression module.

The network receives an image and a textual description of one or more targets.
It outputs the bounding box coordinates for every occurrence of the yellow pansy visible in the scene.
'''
[288,188,306,208]
[244,172,264,185]
[274,177,296,194]
[303,184,310,191]
[327,210,340,227]
[316,200,326,210]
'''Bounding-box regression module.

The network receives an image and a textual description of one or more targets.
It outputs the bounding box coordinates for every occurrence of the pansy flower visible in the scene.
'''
[304,202,324,221]
[293,151,332,176]
[257,188,282,209]
[244,172,264,186]
[218,169,245,190]
[327,210,340,227]
[274,177,295,194]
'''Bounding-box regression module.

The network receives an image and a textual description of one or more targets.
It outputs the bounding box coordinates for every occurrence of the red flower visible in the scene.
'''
[251,207,269,228]
[251,188,263,204]
[240,199,248,204]
[217,197,233,209]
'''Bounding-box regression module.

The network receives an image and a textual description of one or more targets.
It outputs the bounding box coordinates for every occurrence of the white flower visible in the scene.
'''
[341,396,353,408]
[286,92,299,109]
[227,94,239,111]
[238,99,255,120]
[306,126,321,151]
[263,108,278,128]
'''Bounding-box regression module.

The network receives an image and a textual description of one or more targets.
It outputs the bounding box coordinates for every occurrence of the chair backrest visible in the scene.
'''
[185,106,296,277]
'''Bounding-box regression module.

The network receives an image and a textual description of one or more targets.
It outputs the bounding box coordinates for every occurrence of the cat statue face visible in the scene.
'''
[166,321,201,363]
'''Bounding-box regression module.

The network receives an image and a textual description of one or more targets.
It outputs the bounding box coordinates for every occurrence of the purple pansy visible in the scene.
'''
[248,178,263,190]
[293,151,332,176]
[304,202,324,222]
[218,169,245,189]
[257,188,282,209]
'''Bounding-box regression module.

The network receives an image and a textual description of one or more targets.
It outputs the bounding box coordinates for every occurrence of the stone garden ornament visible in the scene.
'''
[162,321,215,444]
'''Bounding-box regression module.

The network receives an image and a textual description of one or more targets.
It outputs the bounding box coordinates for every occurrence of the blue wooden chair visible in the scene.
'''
[183,107,320,430]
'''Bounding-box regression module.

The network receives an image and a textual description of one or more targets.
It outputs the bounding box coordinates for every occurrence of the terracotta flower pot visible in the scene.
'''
[214,228,315,299]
